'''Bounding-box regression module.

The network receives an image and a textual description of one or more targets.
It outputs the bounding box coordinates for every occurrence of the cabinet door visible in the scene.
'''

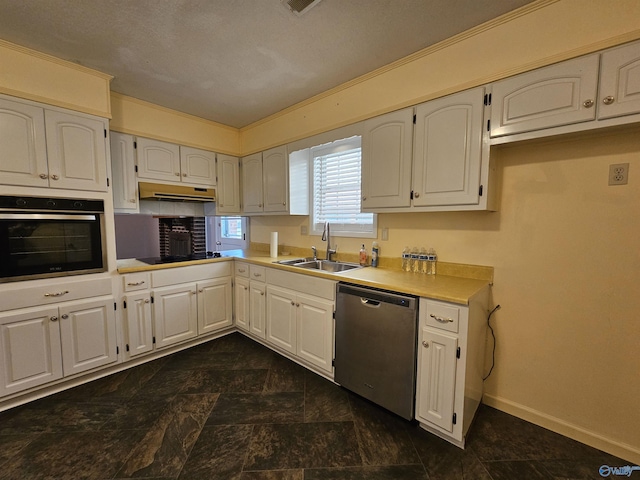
[136,137,181,182]
[197,278,233,335]
[296,293,334,374]
[598,41,640,119]
[110,132,138,211]
[249,281,266,339]
[0,306,63,396]
[413,87,484,207]
[153,284,198,349]
[44,110,108,191]
[490,54,599,137]
[416,327,458,432]
[58,298,118,376]
[265,285,297,354]
[123,292,153,358]
[0,98,48,188]
[242,152,264,213]
[262,146,288,213]
[180,146,216,186]
[216,154,241,214]
[361,107,413,209]
[234,277,250,332]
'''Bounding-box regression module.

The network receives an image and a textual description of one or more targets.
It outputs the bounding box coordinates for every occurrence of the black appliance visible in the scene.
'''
[0,195,107,283]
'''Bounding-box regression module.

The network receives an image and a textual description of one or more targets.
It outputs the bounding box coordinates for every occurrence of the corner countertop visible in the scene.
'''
[117,250,491,305]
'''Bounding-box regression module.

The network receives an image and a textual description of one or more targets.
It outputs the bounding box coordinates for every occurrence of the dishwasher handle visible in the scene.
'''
[360,297,381,307]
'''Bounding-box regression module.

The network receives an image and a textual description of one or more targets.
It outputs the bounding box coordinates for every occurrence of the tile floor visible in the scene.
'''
[0,332,626,479]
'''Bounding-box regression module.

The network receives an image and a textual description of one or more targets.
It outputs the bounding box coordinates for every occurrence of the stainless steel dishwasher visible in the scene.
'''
[334,283,418,420]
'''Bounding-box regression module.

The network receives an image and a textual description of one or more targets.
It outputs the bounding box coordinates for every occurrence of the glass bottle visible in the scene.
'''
[402,246,411,272]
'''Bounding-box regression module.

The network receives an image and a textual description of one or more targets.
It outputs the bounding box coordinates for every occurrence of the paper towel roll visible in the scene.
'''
[270,232,278,258]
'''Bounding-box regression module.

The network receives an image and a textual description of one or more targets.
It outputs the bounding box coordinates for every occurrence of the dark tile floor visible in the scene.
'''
[0,332,626,479]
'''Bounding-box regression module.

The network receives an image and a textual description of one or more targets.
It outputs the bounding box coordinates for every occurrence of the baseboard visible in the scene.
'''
[482,394,640,465]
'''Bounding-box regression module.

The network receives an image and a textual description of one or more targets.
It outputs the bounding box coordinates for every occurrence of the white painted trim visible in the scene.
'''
[483,393,640,464]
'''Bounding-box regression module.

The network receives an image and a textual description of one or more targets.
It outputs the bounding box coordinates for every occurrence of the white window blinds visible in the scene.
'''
[310,136,375,236]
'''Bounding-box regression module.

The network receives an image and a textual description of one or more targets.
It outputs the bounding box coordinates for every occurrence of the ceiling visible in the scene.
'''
[0,0,534,128]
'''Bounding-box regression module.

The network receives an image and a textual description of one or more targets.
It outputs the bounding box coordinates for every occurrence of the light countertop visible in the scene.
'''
[117,250,491,305]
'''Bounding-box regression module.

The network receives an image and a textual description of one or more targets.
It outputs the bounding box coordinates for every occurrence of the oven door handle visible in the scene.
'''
[0,213,97,221]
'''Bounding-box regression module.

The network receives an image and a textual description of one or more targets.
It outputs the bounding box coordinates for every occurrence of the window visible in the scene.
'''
[310,136,376,237]
[205,216,249,251]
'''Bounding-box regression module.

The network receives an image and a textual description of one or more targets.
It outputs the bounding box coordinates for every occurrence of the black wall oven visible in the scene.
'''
[0,195,107,283]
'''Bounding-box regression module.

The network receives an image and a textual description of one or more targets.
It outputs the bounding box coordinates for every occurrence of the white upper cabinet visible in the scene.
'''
[361,107,413,209]
[413,87,486,207]
[490,54,600,137]
[262,146,288,213]
[598,41,640,119]
[216,154,241,214]
[242,152,264,213]
[135,137,182,182]
[110,132,138,212]
[0,98,48,188]
[136,137,217,187]
[0,96,108,192]
[180,146,217,186]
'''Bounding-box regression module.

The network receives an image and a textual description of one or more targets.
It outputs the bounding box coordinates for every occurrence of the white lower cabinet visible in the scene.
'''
[234,263,267,339]
[197,277,233,335]
[0,295,117,397]
[122,291,154,358]
[265,269,335,375]
[415,289,489,447]
[249,280,266,339]
[152,283,199,349]
[234,276,250,332]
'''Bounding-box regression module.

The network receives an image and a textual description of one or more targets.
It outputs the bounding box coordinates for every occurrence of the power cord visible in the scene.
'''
[482,304,501,381]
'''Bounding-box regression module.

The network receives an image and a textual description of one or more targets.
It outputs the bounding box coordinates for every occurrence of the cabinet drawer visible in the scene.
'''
[0,277,112,312]
[249,265,266,282]
[235,262,250,278]
[424,300,460,333]
[151,262,231,287]
[122,273,150,292]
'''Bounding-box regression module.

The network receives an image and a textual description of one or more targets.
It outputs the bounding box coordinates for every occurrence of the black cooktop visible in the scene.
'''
[136,252,221,265]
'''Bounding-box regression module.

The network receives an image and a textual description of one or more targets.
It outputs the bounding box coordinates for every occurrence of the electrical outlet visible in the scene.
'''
[608,163,629,186]
[300,225,308,235]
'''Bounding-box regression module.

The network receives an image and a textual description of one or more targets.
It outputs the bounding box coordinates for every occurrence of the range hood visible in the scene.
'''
[138,182,215,202]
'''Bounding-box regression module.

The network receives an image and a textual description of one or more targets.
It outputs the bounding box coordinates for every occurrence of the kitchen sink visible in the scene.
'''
[295,260,363,272]
[274,257,314,266]
[276,259,364,273]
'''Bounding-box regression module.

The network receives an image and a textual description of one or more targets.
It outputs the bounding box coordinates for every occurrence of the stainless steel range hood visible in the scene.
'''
[139,182,215,202]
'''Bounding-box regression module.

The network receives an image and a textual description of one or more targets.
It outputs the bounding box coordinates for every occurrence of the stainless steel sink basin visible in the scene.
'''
[290,260,364,273]
[273,258,364,273]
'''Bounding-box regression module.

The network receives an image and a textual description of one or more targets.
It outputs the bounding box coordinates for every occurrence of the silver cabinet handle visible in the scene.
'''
[260,292,264,296]
[291,301,295,306]
[183,173,187,177]
[144,299,150,304]
[243,286,248,290]
[127,281,145,286]
[583,99,594,108]
[50,316,58,322]
[253,273,262,277]
[430,313,454,323]
[50,174,59,180]
[61,314,68,319]
[45,290,69,297]
[191,291,197,295]
[362,196,366,201]
[422,340,429,348]
[603,96,615,105]
[198,289,203,293]
[238,268,246,273]
[39,173,48,179]
[414,192,420,198]
[129,199,136,203]
[296,302,300,307]
[175,172,181,176]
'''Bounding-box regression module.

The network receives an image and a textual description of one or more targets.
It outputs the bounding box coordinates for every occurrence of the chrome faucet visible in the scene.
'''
[311,245,317,261]
[321,222,336,261]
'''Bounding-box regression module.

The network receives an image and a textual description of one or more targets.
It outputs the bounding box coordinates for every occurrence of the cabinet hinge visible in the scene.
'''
[116,345,119,355]
[113,302,117,311]
[332,310,336,319]
[487,119,491,132]
[151,296,154,304]
[456,347,461,359]
[452,413,457,425]
[153,336,156,344]
[484,93,492,106]
[134,165,138,173]
[413,114,417,124]
[123,300,127,309]
[479,184,483,197]
[410,190,414,200]
[332,359,335,367]
[107,178,110,187]
[134,141,137,149]
[104,129,107,138]
[126,344,130,352]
